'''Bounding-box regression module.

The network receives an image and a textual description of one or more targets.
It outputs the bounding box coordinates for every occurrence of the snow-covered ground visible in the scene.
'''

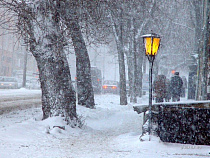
[0,90,209,158]
[0,88,41,97]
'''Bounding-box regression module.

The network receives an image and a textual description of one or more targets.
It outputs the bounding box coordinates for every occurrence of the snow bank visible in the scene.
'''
[0,93,209,158]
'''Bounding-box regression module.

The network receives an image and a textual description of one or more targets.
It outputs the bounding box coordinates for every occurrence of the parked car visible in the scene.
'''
[0,76,18,89]
[102,80,119,94]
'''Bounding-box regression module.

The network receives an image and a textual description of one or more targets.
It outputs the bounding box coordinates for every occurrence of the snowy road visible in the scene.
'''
[0,89,41,115]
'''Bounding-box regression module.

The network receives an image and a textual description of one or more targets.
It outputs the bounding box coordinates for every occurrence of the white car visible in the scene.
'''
[102,80,119,94]
[0,76,18,89]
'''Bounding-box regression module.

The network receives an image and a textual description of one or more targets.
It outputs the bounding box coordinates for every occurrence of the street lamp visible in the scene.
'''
[141,33,161,141]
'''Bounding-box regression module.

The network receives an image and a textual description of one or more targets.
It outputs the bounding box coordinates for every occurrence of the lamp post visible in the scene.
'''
[141,33,161,141]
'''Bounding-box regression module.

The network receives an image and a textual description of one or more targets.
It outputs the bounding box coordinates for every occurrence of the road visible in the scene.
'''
[0,89,41,114]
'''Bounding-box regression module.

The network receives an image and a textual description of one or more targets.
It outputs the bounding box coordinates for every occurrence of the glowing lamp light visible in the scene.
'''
[141,33,161,141]
[142,33,161,56]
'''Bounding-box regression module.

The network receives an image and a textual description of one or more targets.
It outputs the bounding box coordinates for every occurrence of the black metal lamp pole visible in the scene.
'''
[147,55,155,141]
[141,33,160,141]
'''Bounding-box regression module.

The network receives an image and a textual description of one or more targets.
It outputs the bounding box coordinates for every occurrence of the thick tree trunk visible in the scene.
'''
[61,1,95,108]
[37,55,76,122]
[15,1,78,124]
[69,19,95,108]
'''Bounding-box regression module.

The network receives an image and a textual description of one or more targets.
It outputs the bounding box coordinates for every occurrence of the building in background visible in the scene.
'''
[0,29,38,81]
[13,48,38,80]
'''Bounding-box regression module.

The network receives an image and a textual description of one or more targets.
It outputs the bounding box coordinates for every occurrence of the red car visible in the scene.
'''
[102,80,119,94]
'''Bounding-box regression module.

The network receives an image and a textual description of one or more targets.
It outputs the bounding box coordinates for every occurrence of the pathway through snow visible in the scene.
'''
[1,93,209,158]
[0,94,143,158]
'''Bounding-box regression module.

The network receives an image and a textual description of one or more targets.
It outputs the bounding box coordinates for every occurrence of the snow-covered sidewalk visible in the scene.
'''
[0,94,209,158]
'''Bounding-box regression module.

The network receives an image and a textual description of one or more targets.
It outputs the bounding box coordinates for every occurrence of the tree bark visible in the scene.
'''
[136,43,144,97]
[116,9,127,105]
[69,18,95,108]
[126,19,135,102]
[109,8,127,105]
[37,55,76,122]
[56,1,95,108]
[132,18,137,103]
[117,41,127,105]
[13,1,77,123]
[22,48,28,88]
[126,40,135,102]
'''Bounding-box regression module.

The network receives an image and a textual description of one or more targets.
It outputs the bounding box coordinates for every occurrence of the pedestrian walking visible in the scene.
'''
[165,78,171,102]
[181,76,187,98]
[170,72,183,102]
[153,75,167,103]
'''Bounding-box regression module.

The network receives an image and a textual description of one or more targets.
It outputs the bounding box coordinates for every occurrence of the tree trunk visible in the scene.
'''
[69,18,95,108]
[117,13,127,105]
[37,55,76,122]
[61,1,95,108]
[132,18,137,103]
[126,40,135,102]
[117,42,127,105]
[109,8,127,105]
[126,20,135,102]
[136,43,144,97]
[22,48,28,88]
[16,1,77,123]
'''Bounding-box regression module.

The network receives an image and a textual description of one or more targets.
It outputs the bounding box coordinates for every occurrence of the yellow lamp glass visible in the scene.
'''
[144,37,160,56]
[145,37,152,55]
[152,38,160,55]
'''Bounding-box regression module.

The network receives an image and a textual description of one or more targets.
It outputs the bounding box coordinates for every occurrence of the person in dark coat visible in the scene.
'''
[153,75,167,103]
[165,78,171,102]
[170,72,183,102]
[181,76,187,98]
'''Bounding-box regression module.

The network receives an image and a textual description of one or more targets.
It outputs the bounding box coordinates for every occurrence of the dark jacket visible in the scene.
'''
[153,75,167,98]
[170,75,183,96]
[165,79,171,100]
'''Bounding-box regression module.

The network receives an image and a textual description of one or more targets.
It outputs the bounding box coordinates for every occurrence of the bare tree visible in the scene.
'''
[61,0,95,108]
[78,0,129,105]
[118,0,156,103]
[107,2,127,105]
[0,0,78,125]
